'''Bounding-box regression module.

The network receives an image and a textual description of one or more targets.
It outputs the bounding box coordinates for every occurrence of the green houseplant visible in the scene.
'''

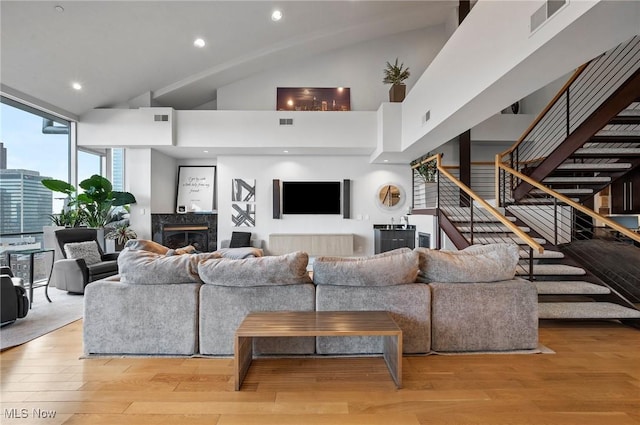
[42,175,137,228]
[106,224,137,246]
[410,153,438,183]
[383,58,410,102]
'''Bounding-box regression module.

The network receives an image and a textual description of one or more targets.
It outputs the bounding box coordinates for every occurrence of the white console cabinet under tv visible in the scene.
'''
[269,234,354,256]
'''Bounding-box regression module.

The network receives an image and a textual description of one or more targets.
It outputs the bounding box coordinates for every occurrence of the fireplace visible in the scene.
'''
[151,213,217,252]
[163,224,209,251]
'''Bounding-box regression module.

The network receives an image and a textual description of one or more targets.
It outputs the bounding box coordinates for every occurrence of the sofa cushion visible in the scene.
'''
[198,251,311,286]
[313,250,419,286]
[118,248,220,284]
[64,241,101,265]
[415,243,519,283]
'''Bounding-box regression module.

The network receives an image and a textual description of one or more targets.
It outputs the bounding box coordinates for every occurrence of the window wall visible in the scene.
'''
[0,98,72,251]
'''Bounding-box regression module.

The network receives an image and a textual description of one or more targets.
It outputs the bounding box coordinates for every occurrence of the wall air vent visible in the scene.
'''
[279,118,294,126]
[531,0,567,33]
[422,110,431,125]
[154,114,169,122]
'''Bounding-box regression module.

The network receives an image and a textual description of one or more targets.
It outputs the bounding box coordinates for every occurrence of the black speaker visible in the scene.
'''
[343,179,351,219]
[273,179,281,219]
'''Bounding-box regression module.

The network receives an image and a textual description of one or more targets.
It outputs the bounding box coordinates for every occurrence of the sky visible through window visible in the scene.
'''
[1,103,68,182]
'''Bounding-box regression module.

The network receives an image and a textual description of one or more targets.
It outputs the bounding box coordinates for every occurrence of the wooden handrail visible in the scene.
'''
[499,62,591,162]
[436,155,545,254]
[497,162,640,243]
[411,153,440,169]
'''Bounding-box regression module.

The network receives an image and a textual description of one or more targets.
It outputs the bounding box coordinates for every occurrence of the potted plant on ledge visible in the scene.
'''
[383,58,410,102]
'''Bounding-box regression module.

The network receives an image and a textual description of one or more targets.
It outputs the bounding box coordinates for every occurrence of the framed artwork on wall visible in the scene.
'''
[276,87,350,111]
[232,203,256,227]
[232,178,256,227]
[175,166,216,213]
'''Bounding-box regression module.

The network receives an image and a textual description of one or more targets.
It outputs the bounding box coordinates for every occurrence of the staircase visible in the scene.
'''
[412,37,640,328]
[440,202,640,328]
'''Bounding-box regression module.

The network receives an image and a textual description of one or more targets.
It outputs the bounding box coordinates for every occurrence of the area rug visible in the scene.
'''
[0,288,84,351]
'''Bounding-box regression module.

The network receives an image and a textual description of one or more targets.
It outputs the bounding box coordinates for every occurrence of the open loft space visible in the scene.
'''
[1,1,640,424]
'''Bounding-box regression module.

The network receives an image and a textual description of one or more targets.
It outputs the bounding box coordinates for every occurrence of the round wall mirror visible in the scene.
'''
[376,183,405,210]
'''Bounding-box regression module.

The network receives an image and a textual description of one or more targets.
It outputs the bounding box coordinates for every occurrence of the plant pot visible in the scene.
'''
[389,84,406,102]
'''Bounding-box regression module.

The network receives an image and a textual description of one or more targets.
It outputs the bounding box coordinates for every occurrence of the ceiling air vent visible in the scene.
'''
[279,118,294,126]
[154,114,169,122]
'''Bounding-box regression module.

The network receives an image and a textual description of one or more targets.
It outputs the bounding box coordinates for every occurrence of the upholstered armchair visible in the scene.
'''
[1,267,28,326]
[50,228,119,294]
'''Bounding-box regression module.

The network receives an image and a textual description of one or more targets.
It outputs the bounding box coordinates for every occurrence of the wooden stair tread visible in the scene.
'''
[556,162,631,170]
[447,216,516,223]
[533,281,611,295]
[472,236,546,246]
[573,147,640,155]
[543,176,611,183]
[538,302,640,319]
[458,225,530,233]
[516,264,586,276]
[519,250,564,259]
[531,188,594,195]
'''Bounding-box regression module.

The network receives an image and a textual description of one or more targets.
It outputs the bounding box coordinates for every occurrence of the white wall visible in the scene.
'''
[401,0,640,155]
[217,26,448,111]
[150,150,177,213]
[125,148,152,239]
[217,155,413,256]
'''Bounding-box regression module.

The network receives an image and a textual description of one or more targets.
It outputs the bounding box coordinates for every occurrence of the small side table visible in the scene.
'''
[7,249,55,309]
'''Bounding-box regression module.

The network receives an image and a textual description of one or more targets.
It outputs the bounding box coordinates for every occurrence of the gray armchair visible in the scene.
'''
[51,228,119,294]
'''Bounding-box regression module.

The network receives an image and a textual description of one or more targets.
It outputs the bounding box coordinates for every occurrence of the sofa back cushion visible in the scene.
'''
[313,250,419,286]
[415,243,519,283]
[198,251,311,286]
[118,248,220,284]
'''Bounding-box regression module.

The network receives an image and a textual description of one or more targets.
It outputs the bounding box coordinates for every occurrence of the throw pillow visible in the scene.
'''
[198,251,312,286]
[64,241,102,266]
[229,231,252,248]
[415,243,519,283]
[313,250,419,286]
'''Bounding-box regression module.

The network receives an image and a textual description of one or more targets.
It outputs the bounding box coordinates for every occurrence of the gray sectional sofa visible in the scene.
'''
[83,241,538,356]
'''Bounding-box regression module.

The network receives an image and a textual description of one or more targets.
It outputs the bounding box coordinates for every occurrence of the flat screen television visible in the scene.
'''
[282,181,341,215]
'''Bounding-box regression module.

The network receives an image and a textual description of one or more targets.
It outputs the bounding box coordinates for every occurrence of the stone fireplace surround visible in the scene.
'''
[151,213,217,252]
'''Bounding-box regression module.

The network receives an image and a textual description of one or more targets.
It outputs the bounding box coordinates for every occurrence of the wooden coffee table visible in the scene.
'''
[234,310,403,390]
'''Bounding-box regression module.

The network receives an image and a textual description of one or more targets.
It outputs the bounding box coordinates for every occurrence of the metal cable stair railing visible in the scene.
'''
[412,154,544,281]
[489,35,640,327]
[496,161,640,327]
[502,35,640,202]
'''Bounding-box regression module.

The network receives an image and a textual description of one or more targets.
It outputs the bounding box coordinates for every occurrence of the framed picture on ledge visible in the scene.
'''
[175,165,216,213]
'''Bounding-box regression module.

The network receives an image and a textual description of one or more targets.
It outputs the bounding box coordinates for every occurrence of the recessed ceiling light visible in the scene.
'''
[383,159,389,163]
[71,82,82,90]
[193,38,206,48]
[271,10,283,21]
[203,150,209,153]
[54,5,64,13]
[283,150,289,153]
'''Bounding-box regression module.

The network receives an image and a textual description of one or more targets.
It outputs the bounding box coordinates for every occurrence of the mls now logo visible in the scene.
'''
[4,408,57,419]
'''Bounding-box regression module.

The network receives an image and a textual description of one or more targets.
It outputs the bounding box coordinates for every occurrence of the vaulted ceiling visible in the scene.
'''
[0,1,456,118]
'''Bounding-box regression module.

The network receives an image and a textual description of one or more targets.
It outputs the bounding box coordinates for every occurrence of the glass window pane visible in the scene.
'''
[0,100,70,252]
[78,150,102,183]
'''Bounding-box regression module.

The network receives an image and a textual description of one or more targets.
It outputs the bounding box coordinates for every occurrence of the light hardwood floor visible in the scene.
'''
[1,320,639,425]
